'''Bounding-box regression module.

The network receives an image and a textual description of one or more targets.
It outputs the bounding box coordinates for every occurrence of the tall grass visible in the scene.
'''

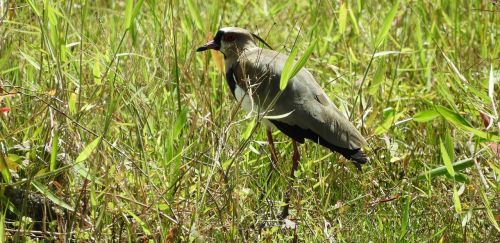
[0,0,498,241]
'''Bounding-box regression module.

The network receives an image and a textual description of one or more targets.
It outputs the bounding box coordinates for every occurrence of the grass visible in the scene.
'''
[0,0,499,241]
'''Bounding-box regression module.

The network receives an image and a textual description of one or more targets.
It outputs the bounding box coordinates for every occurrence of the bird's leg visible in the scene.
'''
[291,141,300,172]
[280,140,300,219]
[262,129,279,202]
[266,129,279,169]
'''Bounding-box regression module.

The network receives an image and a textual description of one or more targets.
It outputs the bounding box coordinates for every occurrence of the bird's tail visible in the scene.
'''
[323,142,368,171]
[341,148,367,171]
[345,149,367,164]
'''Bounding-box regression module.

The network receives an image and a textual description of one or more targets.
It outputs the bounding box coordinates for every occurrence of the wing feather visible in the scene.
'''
[235,48,367,152]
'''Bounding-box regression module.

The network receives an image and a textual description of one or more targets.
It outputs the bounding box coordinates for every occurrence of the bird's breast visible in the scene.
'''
[234,84,278,129]
[234,84,254,112]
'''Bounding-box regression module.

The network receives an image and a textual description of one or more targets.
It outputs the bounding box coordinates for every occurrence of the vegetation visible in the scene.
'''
[0,0,498,241]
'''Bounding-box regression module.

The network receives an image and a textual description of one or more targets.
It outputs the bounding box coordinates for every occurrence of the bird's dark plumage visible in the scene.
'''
[270,120,367,165]
[225,65,238,98]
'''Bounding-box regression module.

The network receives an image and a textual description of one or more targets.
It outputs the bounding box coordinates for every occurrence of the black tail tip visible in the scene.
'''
[347,149,367,162]
[346,149,368,171]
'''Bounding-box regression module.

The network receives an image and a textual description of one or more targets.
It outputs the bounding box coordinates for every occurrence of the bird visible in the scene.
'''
[197,27,368,218]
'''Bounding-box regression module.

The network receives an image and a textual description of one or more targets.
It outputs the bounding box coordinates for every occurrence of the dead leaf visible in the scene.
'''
[165,225,178,243]
[479,112,499,157]
[489,142,500,157]
[479,112,491,128]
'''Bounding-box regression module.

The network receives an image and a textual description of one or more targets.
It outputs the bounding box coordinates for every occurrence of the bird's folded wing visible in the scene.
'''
[238,48,366,150]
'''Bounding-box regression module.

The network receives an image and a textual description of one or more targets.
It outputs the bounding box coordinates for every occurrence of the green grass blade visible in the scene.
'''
[348,8,360,35]
[338,3,347,34]
[32,180,74,211]
[435,105,472,127]
[75,137,102,163]
[73,163,101,185]
[375,0,400,47]
[443,129,455,162]
[93,57,102,85]
[428,227,447,241]
[0,211,4,242]
[375,107,395,135]
[241,118,256,141]
[480,189,500,231]
[27,0,41,17]
[279,46,298,90]
[20,51,41,70]
[436,105,500,141]
[439,138,455,177]
[290,39,317,79]
[173,108,188,138]
[452,185,462,214]
[280,39,317,90]
[368,61,386,95]
[124,0,133,30]
[487,161,500,174]
[0,153,11,183]
[124,209,152,236]
[187,0,203,30]
[414,158,474,181]
[413,109,440,122]
[131,0,145,25]
[442,51,467,83]
[69,92,77,114]
[49,132,59,171]
[399,194,411,240]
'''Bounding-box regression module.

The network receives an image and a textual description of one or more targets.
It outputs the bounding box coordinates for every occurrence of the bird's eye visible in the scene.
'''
[223,34,237,42]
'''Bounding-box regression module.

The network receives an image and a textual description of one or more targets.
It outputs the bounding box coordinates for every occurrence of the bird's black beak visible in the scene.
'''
[196,40,220,52]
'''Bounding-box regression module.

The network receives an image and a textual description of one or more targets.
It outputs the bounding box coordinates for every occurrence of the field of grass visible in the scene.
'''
[0,0,499,241]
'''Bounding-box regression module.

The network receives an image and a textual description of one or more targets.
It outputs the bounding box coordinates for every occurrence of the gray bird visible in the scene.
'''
[197,27,367,217]
[197,27,367,162]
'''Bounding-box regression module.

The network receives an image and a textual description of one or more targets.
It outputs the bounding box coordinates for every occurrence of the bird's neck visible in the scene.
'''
[224,46,257,69]
[224,56,238,70]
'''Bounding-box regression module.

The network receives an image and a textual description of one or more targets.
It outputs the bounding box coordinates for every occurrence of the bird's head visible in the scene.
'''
[196,27,258,58]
